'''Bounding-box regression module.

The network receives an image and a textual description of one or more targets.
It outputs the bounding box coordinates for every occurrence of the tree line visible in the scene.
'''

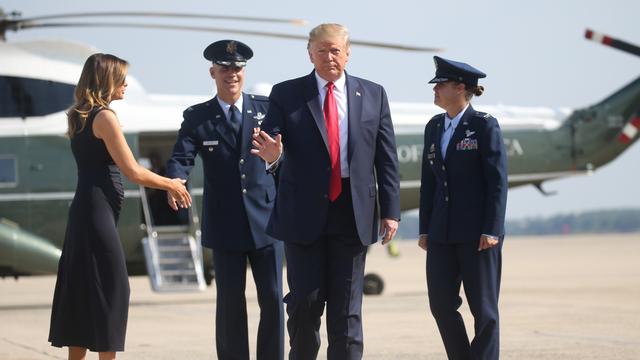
[395,208,640,239]
[505,208,640,235]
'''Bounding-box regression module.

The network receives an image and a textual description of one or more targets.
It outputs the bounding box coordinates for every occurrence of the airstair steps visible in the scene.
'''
[142,229,206,292]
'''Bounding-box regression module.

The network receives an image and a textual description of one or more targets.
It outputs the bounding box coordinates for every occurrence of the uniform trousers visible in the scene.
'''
[213,242,284,360]
[426,240,502,360]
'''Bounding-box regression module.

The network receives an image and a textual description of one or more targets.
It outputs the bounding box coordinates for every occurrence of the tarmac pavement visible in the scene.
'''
[1,233,639,359]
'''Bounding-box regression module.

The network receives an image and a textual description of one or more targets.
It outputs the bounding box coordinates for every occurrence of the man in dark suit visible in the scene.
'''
[252,24,401,360]
[166,40,284,360]
[419,56,508,360]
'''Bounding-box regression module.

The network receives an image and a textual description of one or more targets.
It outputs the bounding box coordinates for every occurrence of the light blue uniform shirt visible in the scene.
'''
[441,104,469,160]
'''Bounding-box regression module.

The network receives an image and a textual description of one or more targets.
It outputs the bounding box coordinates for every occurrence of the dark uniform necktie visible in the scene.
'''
[441,120,453,160]
[324,82,341,202]
[228,105,242,138]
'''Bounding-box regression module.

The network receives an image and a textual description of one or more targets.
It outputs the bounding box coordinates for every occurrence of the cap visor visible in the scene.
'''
[214,60,247,67]
[428,76,450,84]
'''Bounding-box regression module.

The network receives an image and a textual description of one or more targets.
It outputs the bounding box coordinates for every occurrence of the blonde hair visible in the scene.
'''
[67,53,128,138]
[307,23,350,49]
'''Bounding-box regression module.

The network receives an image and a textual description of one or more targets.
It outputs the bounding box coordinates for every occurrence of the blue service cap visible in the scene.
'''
[203,40,253,67]
[429,56,486,87]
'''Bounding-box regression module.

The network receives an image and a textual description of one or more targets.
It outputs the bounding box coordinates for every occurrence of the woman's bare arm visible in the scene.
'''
[92,110,192,207]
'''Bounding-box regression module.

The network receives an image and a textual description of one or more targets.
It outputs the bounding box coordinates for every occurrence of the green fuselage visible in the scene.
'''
[2,74,639,276]
[0,129,572,274]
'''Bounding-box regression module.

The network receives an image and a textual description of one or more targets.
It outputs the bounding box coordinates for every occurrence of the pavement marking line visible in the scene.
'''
[0,298,214,312]
[0,303,52,311]
[2,338,64,359]
[532,331,640,346]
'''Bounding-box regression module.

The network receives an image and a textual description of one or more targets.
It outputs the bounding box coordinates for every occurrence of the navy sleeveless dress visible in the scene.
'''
[49,108,130,352]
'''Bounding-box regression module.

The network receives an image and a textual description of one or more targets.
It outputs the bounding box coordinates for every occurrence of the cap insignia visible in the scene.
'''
[226,41,237,54]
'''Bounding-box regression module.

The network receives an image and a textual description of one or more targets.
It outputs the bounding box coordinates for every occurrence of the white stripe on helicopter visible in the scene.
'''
[0,170,592,202]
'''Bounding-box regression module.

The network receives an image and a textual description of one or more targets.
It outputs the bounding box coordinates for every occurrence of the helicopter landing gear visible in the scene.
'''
[203,264,215,286]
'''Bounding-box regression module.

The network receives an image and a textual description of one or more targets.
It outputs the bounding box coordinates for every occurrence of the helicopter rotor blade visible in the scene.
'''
[19,21,441,52]
[348,39,441,52]
[585,29,640,58]
[21,11,308,27]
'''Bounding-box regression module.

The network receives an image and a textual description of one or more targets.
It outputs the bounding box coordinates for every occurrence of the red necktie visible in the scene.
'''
[324,82,341,201]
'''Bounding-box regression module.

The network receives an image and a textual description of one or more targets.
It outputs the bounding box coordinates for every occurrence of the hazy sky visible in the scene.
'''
[4,0,639,219]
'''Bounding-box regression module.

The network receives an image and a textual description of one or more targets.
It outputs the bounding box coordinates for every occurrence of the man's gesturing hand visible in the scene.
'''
[251,130,282,164]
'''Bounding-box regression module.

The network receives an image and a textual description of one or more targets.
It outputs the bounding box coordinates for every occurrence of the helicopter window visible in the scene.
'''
[0,76,75,118]
[0,156,18,188]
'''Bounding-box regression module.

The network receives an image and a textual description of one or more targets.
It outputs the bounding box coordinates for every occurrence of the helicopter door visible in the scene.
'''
[136,135,206,292]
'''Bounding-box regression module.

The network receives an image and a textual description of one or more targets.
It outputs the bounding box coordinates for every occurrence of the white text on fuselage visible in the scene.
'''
[396,139,523,164]
[503,138,524,157]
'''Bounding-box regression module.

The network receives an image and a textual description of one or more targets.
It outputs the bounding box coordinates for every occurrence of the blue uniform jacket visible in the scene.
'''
[166,93,277,251]
[419,105,508,244]
[261,71,401,246]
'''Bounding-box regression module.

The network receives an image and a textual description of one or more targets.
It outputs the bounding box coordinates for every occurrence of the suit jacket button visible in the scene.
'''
[242,189,247,194]
[323,194,328,199]
[441,165,446,171]
[241,174,246,179]
[444,181,448,187]
[445,196,449,201]
[239,158,245,165]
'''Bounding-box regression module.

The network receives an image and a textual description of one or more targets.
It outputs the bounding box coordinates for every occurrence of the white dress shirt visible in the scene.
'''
[314,71,349,178]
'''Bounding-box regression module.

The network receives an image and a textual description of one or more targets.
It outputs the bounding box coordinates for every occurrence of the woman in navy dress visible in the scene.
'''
[48,53,192,360]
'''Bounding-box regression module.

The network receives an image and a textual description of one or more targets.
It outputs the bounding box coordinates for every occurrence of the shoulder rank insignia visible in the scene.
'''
[250,94,268,101]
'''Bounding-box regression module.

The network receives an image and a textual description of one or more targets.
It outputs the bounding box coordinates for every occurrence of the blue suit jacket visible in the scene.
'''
[261,71,401,246]
[419,105,508,244]
[166,93,277,251]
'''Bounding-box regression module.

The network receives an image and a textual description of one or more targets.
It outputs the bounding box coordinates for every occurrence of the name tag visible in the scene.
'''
[203,140,219,146]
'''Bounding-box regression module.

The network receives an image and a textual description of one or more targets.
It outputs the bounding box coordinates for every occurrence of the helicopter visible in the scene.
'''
[1,10,639,293]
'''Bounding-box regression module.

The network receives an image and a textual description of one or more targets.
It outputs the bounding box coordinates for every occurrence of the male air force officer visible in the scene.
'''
[166,40,284,360]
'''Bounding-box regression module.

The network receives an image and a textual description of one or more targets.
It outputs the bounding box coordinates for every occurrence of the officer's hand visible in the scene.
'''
[418,234,428,251]
[167,178,192,210]
[251,130,282,164]
[167,191,179,211]
[379,218,398,245]
[478,235,499,251]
